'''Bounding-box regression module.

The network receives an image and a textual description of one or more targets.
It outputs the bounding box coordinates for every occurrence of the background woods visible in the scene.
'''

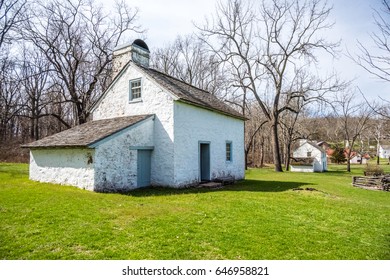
[0,0,141,160]
[1,0,390,170]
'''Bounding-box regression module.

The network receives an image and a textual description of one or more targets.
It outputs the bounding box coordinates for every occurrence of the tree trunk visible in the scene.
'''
[34,117,39,140]
[0,122,6,143]
[245,148,249,170]
[347,151,351,172]
[259,138,264,168]
[285,142,291,171]
[271,120,283,172]
[77,105,87,125]
[30,117,35,140]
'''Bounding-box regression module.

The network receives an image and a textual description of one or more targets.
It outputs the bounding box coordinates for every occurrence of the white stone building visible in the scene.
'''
[23,40,246,192]
[349,153,370,164]
[378,144,390,159]
[290,140,327,172]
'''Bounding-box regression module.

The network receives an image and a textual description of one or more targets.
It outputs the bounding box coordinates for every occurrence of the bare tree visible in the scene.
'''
[279,72,330,170]
[364,116,390,165]
[244,103,268,169]
[0,0,26,49]
[352,0,390,120]
[152,34,228,96]
[333,90,374,172]
[198,0,342,172]
[21,0,142,125]
[17,47,67,140]
[355,0,390,83]
[0,53,22,142]
[280,108,303,171]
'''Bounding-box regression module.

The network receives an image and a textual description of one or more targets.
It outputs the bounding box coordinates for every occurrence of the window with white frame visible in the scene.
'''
[129,78,142,100]
[307,151,312,157]
[226,141,232,162]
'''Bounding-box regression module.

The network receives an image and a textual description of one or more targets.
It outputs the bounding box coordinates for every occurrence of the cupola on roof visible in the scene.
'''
[133,39,149,51]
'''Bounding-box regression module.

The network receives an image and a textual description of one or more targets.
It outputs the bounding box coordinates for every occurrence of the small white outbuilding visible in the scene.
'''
[23,39,246,192]
[378,144,390,159]
[290,140,327,172]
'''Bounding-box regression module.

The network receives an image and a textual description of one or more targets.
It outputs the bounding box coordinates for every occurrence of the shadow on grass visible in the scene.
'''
[321,170,352,176]
[125,179,310,197]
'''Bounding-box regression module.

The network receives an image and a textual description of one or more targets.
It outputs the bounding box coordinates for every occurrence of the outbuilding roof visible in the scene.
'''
[298,140,326,153]
[91,62,245,120]
[290,157,315,166]
[139,66,245,120]
[22,115,153,149]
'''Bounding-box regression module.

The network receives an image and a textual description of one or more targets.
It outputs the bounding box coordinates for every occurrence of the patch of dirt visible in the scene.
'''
[293,187,318,191]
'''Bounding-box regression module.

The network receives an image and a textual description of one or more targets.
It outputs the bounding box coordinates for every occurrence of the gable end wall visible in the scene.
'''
[94,117,154,192]
[92,64,175,186]
[292,143,326,172]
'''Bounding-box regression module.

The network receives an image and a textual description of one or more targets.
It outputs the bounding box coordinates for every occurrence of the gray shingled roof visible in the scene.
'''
[138,66,245,120]
[91,62,245,120]
[290,157,315,166]
[22,115,153,148]
[306,141,326,153]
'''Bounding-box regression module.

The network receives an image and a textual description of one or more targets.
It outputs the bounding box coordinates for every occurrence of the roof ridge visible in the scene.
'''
[92,61,245,120]
[143,66,211,95]
[138,66,245,120]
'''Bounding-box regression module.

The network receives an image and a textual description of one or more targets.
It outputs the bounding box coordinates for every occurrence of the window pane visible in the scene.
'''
[130,79,142,100]
[133,88,141,99]
[226,142,231,161]
[134,81,140,87]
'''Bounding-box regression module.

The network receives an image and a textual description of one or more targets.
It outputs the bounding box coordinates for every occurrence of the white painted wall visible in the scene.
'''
[173,102,245,186]
[91,62,245,188]
[92,64,175,186]
[94,117,154,192]
[290,165,314,173]
[29,118,154,192]
[350,155,368,164]
[29,148,95,190]
[292,142,327,172]
[379,145,390,159]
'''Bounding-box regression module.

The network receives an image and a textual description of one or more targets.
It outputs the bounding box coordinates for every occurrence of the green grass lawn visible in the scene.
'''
[0,163,389,260]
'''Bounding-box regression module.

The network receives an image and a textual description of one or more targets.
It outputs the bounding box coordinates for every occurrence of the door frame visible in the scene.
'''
[130,146,154,188]
[199,141,211,181]
[137,149,152,188]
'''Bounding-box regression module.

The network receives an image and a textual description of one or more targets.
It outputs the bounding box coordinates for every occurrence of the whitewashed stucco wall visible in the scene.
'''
[292,142,326,172]
[92,64,175,186]
[91,62,245,187]
[29,117,154,192]
[29,148,95,190]
[173,102,245,186]
[290,165,314,173]
[379,146,390,159]
[94,117,154,192]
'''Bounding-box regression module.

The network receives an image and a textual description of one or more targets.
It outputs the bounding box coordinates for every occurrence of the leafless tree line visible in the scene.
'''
[1,0,390,171]
[152,0,390,172]
[0,0,141,160]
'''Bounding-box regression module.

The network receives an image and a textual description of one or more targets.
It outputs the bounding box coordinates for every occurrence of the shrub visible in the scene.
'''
[364,164,384,176]
[330,145,347,164]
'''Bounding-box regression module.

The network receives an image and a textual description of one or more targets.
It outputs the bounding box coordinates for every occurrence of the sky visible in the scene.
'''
[114,0,387,101]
